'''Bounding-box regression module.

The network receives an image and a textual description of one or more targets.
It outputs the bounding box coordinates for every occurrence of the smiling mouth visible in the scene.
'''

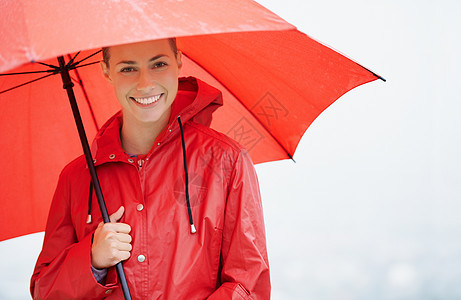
[131,94,162,105]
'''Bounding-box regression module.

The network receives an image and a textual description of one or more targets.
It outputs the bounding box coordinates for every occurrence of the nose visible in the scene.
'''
[136,70,155,92]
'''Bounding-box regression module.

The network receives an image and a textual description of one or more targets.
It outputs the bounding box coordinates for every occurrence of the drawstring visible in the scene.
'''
[86,118,197,234]
[87,180,93,223]
[177,115,196,234]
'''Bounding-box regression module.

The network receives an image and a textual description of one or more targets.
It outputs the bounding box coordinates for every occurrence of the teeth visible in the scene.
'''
[133,94,161,105]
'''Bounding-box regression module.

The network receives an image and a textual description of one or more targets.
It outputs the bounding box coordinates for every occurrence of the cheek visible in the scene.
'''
[113,78,133,95]
[164,70,180,90]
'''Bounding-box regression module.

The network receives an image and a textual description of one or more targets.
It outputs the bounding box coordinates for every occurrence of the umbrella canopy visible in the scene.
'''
[0,0,381,242]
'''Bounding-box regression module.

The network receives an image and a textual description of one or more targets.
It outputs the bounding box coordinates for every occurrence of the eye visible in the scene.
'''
[153,61,168,69]
[120,66,136,73]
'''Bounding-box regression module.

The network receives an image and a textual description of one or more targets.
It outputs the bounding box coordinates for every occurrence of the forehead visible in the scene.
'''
[109,39,174,62]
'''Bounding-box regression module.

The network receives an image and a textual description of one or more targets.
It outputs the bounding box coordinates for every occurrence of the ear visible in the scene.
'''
[100,61,113,83]
[176,51,183,71]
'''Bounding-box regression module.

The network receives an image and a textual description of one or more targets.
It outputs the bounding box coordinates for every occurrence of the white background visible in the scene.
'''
[1,0,460,299]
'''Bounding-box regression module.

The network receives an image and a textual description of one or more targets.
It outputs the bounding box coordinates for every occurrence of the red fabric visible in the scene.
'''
[0,0,293,73]
[0,0,380,242]
[30,78,270,299]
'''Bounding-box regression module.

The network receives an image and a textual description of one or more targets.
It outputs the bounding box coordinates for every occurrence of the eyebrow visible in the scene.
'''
[115,54,168,66]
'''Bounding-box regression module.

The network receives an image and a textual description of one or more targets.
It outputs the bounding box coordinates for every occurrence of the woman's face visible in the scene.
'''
[101,39,182,126]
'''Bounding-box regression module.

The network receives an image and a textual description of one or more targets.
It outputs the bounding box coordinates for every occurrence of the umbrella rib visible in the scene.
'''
[0,69,56,76]
[73,61,101,69]
[182,52,294,161]
[360,64,386,82]
[36,61,59,70]
[0,73,55,94]
[67,52,81,68]
[72,50,102,67]
[67,55,100,131]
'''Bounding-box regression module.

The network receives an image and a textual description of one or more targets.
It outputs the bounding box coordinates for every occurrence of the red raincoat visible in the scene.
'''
[31,77,270,299]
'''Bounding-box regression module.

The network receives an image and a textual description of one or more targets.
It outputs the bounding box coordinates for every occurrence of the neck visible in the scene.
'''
[120,109,171,155]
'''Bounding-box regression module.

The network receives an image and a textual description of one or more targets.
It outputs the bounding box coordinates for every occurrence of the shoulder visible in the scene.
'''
[50,155,90,207]
[59,155,89,181]
[185,121,255,182]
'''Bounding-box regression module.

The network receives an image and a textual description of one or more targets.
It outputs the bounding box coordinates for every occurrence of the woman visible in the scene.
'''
[31,38,270,299]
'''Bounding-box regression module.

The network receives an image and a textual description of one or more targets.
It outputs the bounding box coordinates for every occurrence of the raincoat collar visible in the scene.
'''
[90,77,223,166]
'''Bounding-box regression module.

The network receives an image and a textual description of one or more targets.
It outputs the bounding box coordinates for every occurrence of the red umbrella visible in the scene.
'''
[0,0,382,246]
[1,1,383,297]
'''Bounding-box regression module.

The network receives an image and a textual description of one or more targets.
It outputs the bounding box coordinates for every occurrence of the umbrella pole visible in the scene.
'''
[57,56,132,300]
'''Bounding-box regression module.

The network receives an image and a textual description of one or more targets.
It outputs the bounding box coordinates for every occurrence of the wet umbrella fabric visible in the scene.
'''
[0,1,381,243]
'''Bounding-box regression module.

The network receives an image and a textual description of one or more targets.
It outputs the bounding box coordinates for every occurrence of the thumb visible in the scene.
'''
[109,206,125,223]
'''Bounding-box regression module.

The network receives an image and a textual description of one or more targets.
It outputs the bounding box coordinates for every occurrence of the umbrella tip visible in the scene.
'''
[370,70,386,82]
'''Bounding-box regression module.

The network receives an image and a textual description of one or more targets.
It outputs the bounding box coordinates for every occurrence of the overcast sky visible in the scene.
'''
[1,1,460,299]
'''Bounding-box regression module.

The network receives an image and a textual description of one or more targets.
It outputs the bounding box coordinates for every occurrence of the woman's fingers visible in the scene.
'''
[91,206,132,269]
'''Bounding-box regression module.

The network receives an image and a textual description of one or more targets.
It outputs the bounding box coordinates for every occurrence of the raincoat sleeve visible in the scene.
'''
[30,167,118,300]
[208,149,271,299]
